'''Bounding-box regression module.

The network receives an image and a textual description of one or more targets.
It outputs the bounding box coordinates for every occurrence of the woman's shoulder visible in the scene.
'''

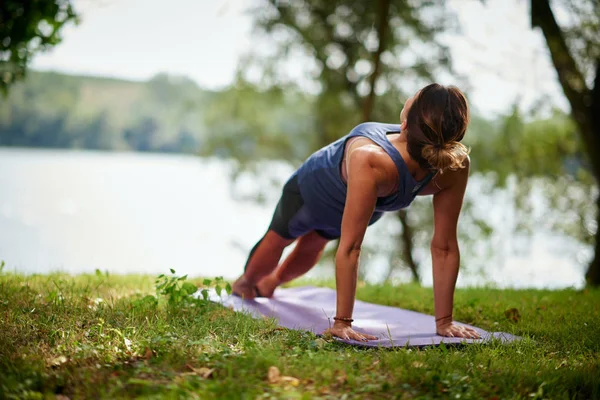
[346,142,400,192]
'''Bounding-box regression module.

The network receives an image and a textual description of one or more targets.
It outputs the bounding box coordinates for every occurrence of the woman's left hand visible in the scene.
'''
[437,322,481,339]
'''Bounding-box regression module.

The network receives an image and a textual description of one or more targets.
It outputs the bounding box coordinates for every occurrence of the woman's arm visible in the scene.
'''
[430,158,479,339]
[324,147,390,341]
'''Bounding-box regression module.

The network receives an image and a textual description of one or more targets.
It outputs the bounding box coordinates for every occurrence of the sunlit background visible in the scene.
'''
[1,0,597,288]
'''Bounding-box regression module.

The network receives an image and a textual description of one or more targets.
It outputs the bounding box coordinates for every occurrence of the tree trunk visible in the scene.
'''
[585,62,600,286]
[362,0,391,122]
[588,197,600,285]
[359,0,420,282]
[397,210,421,282]
[531,0,600,286]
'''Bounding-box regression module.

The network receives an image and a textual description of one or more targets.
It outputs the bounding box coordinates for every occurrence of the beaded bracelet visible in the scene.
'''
[333,316,354,323]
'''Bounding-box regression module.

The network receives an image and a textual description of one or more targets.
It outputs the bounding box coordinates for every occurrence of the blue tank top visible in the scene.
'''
[295,122,433,227]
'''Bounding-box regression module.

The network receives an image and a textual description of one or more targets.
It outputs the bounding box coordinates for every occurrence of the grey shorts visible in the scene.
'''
[268,174,340,240]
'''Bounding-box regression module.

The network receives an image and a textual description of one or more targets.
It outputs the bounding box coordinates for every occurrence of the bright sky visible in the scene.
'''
[31,0,568,117]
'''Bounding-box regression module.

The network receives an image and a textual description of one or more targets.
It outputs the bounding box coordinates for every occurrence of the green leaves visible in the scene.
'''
[155,269,196,306]
[181,282,197,296]
[468,107,595,248]
[200,276,232,299]
[1,0,78,94]
[132,294,158,309]
[153,270,231,308]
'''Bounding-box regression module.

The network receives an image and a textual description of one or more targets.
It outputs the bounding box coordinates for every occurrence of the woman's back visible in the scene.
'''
[296,122,433,226]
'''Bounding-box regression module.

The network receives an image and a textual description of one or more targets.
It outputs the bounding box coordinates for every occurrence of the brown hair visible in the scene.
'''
[405,83,470,172]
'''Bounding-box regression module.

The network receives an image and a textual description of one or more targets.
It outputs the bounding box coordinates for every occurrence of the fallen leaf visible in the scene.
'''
[412,361,424,368]
[281,376,300,386]
[267,366,299,386]
[199,367,215,378]
[55,395,70,400]
[144,348,153,360]
[268,366,280,383]
[186,364,215,378]
[504,308,521,323]
[51,355,68,367]
[336,370,347,385]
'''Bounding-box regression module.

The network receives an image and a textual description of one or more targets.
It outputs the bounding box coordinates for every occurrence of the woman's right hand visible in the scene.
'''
[324,321,378,342]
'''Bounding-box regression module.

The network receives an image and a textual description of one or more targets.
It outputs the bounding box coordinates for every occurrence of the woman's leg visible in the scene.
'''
[232,230,294,298]
[256,231,330,297]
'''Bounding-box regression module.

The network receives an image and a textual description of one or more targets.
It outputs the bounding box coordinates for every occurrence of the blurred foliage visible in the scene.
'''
[0,71,213,152]
[245,0,455,146]
[201,79,315,165]
[552,0,599,87]
[468,106,595,247]
[0,0,77,94]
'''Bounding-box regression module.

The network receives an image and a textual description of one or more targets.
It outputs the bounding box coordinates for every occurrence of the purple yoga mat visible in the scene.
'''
[205,286,520,348]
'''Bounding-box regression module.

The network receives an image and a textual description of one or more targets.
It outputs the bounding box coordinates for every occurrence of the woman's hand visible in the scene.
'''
[324,321,378,342]
[436,321,480,339]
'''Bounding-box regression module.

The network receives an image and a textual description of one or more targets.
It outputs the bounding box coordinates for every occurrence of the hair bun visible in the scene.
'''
[421,141,470,171]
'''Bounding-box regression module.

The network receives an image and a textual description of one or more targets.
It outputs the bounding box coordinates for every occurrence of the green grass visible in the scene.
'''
[0,271,598,399]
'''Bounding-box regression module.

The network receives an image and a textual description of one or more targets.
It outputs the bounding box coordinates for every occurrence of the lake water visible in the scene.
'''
[0,148,589,289]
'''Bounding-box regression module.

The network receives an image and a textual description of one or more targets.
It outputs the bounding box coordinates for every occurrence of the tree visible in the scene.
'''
[250,0,453,146]
[531,0,600,285]
[0,71,211,153]
[0,0,77,94]
[216,0,456,281]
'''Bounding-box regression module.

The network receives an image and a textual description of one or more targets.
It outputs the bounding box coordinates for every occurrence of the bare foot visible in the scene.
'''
[232,275,257,299]
[255,273,280,298]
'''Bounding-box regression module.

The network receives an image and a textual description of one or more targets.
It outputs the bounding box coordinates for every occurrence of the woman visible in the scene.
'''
[232,83,480,342]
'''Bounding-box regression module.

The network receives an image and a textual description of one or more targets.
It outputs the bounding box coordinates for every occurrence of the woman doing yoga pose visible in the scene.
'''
[232,83,480,342]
